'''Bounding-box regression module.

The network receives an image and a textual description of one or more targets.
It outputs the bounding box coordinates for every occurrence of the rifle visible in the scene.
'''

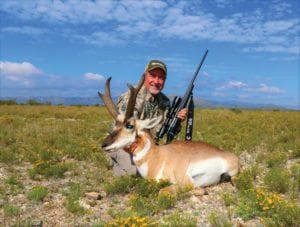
[155,49,208,144]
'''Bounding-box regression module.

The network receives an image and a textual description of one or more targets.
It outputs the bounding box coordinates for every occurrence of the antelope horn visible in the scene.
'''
[98,77,118,119]
[125,74,145,119]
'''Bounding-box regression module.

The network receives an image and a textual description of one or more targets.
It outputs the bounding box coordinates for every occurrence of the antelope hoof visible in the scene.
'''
[159,185,177,195]
[193,188,208,196]
[231,175,238,186]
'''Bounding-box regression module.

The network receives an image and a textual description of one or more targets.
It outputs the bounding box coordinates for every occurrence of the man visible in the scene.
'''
[110,60,188,176]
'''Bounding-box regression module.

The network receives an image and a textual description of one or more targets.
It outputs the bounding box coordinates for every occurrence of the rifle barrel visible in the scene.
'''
[179,49,208,109]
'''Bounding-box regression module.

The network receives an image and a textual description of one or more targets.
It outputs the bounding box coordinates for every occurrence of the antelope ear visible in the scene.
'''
[138,116,162,130]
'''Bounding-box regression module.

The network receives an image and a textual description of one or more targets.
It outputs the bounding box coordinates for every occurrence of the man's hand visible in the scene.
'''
[177,108,188,121]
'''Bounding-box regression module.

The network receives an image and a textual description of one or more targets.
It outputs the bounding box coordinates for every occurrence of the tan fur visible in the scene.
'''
[130,132,239,187]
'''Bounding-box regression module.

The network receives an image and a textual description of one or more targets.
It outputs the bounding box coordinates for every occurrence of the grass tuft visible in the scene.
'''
[3,204,20,217]
[27,185,48,202]
[63,183,85,214]
[263,167,290,193]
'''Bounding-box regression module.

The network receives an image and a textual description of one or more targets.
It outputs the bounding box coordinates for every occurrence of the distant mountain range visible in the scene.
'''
[0,96,298,110]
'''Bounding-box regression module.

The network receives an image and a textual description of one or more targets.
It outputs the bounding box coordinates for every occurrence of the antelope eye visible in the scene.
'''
[125,122,134,129]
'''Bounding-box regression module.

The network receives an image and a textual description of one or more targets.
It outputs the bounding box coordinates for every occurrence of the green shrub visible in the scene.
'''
[235,189,261,220]
[134,178,170,197]
[63,183,85,214]
[265,151,288,168]
[65,199,85,214]
[128,195,157,216]
[104,177,169,196]
[105,177,175,216]
[208,212,231,227]
[26,99,43,105]
[29,160,71,179]
[5,175,22,187]
[235,169,254,191]
[157,192,176,210]
[229,108,242,114]
[290,148,300,158]
[264,167,290,193]
[262,202,300,226]
[163,211,197,226]
[0,99,17,105]
[234,187,300,225]
[289,164,300,199]
[5,175,23,195]
[0,148,17,163]
[3,204,20,216]
[129,192,175,216]
[221,192,236,207]
[103,176,136,194]
[27,186,48,202]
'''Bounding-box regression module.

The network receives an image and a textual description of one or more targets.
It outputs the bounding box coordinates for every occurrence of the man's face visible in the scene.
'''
[144,68,166,96]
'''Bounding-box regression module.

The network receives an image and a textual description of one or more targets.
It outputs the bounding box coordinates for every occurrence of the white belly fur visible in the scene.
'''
[186,158,229,187]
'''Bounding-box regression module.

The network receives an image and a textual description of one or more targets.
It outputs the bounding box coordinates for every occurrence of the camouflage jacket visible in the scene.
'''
[117,86,170,138]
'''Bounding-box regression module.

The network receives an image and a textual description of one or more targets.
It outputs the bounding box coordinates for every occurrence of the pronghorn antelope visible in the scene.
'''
[99,76,239,192]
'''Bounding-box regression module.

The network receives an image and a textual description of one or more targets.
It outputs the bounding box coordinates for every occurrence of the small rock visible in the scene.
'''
[100,190,107,198]
[85,192,102,200]
[79,198,91,209]
[31,220,43,227]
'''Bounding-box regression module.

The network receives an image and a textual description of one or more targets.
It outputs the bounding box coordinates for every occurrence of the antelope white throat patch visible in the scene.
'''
[133,139,151,162]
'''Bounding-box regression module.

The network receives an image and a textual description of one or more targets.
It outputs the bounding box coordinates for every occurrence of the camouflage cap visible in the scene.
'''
[145,60,167,75]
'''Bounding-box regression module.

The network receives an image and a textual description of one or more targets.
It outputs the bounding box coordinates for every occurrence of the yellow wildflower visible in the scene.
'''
[268,198,273,204]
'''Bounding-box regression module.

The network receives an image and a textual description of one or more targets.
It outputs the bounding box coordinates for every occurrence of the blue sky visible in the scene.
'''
[0,0,299,109]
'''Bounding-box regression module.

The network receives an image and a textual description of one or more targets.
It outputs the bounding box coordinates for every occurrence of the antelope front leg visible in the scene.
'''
[192,187,208,196]
[159,183,195,196]
[159,185,178,195]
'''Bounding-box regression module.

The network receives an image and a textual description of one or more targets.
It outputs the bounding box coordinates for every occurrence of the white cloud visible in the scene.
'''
[245,83,285,94]
[216,80,285,94]
[76,31,124,46]
[244,45,299,54]
[0,0,167,24]
[202,71,210,77]
[212,91,225,97]
[1,0,299,54]
[216,80,247,90]
[84,72,105,81]
[0,61,43,82]
[0,61,44,88]
[214,0,232,8]
[2,26,49,36]
[228,81,247,88]
[269,1,293,18]
[263,20,297,34]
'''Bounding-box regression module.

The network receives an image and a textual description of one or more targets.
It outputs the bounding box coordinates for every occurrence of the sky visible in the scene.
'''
[0,0,299,109]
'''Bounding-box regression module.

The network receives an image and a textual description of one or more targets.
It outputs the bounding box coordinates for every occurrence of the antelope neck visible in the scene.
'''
[133,138,151,162]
